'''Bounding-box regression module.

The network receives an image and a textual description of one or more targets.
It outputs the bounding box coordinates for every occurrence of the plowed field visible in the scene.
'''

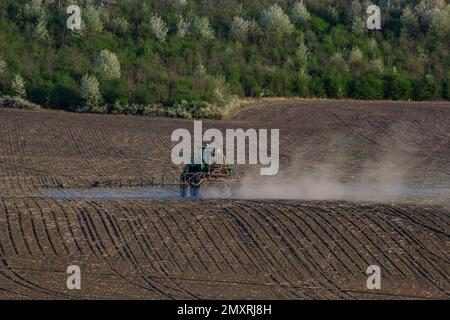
[0,99,449,299]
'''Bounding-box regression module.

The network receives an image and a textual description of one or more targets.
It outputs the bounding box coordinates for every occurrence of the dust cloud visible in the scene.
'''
[202,123,450,202]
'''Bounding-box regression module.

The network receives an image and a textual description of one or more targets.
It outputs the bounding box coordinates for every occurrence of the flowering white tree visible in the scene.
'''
[80,74,101,110]
[34,16,49,41]
[292,1,310,25]
[260,4,294,35]
[177,16,190,37]
[94,50,121,80]
[12,74,26,98]
[193,16,215,39]
[149,14,169,42]
[230,16,250,40]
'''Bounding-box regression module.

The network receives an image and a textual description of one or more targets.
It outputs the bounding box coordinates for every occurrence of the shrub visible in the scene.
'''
[0,96,40,110]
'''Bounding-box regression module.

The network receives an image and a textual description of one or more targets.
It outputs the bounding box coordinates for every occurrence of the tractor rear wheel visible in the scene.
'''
[190,185,200,197]
[189,173,202,198]
[180,184,188,197]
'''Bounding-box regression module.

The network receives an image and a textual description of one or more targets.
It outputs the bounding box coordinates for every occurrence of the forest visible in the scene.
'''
[0,0,449,118]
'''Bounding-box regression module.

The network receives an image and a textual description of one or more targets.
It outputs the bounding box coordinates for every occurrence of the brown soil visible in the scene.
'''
[0,99,449,299]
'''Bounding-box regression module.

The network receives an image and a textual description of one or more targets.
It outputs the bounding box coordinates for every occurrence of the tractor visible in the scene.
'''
[179,145,237,197]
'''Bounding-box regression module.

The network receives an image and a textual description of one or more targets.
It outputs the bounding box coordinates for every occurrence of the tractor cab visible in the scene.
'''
[179,145,234,197]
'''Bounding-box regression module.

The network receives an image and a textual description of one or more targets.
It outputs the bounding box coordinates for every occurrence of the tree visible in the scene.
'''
[34,15,49,42]
[177,16,190,38]
[349,47,363,65]
[230,16,250,40]
[12,74,26,98]
[371,58,384,74]
[80,74,102,111]
[351,16,366,36]
[149,14,169,42]
[260,4,294,35]
[413,75,442,101]
[193,16,215,40]
[109,17,128,36]
[94,50,121,80]
[24,0,44,20]
[296,35,309,66]
[401,6,420,33]
[83,5,104,34]
[444,76,450,100]
[292,1,310,25]
[325,74,349,98]
[429,7,450,39]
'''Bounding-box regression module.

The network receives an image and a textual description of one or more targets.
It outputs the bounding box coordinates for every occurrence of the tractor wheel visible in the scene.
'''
[180,184,188,198]
[190,174,201,197]
[190,185,200,197]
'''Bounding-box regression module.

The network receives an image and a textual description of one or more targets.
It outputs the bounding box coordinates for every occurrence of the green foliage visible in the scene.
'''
[413,76,442,101]
[352,75,384,100]
[0,0,447,120]
[384,74,412,100]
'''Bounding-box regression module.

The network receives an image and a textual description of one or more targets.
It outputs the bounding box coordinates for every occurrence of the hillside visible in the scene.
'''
[0,0,449,119]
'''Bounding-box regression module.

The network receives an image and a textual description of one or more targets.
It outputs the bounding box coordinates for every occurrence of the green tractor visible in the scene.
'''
[179,145,236,197]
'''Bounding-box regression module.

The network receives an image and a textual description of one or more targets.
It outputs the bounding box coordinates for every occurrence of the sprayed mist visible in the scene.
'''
[202,122,450,202]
